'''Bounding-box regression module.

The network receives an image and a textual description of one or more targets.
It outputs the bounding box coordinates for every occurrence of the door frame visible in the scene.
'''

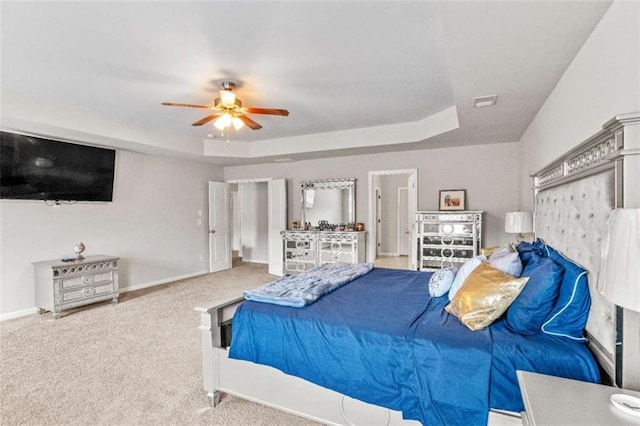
[226,177,286,275]
[397,186,409,256]
[226,178,272,266]
[367,169,418,266]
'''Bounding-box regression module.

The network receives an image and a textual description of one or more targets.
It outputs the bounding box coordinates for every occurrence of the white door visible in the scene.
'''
[268,179,287,276]
[208,181,231,273]
[398,187,410,256]
[231,191,241,252]
[376,188,382,257]
[408,172,418,270]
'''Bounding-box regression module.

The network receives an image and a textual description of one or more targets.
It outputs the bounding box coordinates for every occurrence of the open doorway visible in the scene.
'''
[223,178,286,276]
[368,169,417,270]
[228,180,269,265]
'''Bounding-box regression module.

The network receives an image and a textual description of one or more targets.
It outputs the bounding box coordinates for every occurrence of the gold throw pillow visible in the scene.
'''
[445,262,529,331]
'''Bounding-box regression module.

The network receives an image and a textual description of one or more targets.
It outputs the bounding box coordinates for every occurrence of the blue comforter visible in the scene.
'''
[229,268,599,425]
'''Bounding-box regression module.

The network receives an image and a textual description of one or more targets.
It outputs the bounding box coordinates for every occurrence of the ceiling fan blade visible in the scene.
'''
[238,115,263,130]
[244,107,289,116]
[162,102,212,109]
[192,114,221,126]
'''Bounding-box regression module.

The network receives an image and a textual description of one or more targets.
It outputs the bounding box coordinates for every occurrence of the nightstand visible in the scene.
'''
[517,370,640,425]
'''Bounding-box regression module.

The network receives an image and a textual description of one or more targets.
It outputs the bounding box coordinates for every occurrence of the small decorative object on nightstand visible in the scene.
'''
[33,255,120,319]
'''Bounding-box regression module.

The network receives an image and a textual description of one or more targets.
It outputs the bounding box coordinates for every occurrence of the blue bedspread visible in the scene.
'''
[243,262,373,307]
[229,267,599,425]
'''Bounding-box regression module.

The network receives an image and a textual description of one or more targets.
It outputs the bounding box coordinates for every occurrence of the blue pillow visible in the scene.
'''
[516,239,546,268]
[539,243,591,341]
[504,253,563,335]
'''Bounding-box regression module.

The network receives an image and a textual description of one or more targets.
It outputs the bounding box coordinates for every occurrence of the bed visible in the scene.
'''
[195,112,640,425]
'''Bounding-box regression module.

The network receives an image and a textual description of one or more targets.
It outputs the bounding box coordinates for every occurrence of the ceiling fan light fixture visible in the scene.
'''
[214,113,232,130]
[232,116,244,130]
[220,90,236,108]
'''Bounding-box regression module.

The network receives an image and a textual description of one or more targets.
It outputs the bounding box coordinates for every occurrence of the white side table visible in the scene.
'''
[517,370,640,425]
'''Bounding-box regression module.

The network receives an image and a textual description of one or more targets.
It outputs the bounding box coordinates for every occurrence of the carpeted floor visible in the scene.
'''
[0,260,320,425]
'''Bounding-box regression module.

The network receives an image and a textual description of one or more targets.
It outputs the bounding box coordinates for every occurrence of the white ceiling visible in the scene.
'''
[1,1,612,166]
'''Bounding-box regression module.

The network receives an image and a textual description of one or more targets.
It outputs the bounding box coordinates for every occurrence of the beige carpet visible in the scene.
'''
[0,260,320,425]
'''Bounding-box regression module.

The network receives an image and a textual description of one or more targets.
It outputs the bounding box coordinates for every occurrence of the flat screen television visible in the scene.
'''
[0,131,116,201]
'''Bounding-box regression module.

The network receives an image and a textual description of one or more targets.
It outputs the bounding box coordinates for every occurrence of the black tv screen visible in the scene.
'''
[0,131,116,201]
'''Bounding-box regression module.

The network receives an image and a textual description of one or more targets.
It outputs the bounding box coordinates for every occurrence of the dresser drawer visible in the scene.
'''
[422,247,474,259]
[61,271,114,289]
[421,223,476,235]
[61,282,115,303]
[319,250,354,264]
[422,235,475,246]
[284,260,316,274]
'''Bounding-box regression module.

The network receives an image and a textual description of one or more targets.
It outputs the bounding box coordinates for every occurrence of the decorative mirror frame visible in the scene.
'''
[300,178,356,228]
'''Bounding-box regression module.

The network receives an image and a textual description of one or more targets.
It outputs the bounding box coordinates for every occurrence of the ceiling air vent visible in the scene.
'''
[472,94,498,109]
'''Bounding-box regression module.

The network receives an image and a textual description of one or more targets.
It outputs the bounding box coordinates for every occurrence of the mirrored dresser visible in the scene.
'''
[33,255,120,318]
[282,231,366,275]
[283,177,366,275]
[416,211,482,270]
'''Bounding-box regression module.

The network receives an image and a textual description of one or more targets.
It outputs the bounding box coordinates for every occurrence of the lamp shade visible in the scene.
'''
[505,211,533,234]
[597,208,640,312]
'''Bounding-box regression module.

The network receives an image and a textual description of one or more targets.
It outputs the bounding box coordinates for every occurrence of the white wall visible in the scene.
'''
[0,150,223,317]
[239,182,269,263]
[225,142,520,250]
[519,0,640,210]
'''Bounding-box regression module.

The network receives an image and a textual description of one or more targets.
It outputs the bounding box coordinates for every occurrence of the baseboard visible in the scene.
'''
[241,259,268,265]
[0,307,39,322]
[0,270,209,322]
[379,252,400,257]
[120,270,209,293]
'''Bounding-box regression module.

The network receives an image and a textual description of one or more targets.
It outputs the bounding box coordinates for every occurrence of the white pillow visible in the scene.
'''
[488,247,523,277]
[448,255,487,301]
[428,267,458,297]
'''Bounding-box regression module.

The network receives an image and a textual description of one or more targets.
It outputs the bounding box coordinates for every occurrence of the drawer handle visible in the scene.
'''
[82,275,94,285]
[441,248,454,258]
[84,287,96,297]
[441,260,454,269]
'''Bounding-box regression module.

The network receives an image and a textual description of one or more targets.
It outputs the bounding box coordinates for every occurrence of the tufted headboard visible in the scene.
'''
[532,113,639,384]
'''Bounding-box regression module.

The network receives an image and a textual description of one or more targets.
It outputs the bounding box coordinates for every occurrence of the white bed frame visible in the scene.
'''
[195,112,640,424]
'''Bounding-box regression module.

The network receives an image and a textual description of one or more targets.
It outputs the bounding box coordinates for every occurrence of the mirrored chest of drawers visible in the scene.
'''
[282,231,366,275]
[416,211,482,270]
[33,255,120,318]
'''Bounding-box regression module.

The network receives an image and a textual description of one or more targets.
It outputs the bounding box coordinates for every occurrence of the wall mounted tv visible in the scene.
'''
[0,131,116,202]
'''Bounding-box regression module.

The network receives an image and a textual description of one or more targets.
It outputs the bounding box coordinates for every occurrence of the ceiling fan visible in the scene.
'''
[162,81,289,131]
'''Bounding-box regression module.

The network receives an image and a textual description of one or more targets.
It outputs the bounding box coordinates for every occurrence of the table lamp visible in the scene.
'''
[597,208,640,415]
[505,211,533,247]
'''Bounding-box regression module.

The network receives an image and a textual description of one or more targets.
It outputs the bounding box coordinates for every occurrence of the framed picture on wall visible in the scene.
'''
[439,189,467,211]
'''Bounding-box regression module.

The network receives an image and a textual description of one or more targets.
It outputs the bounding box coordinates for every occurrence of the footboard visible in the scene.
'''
[195,294,245,406]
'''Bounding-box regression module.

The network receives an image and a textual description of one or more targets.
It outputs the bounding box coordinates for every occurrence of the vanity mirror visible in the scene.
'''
[300,178,355,228]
